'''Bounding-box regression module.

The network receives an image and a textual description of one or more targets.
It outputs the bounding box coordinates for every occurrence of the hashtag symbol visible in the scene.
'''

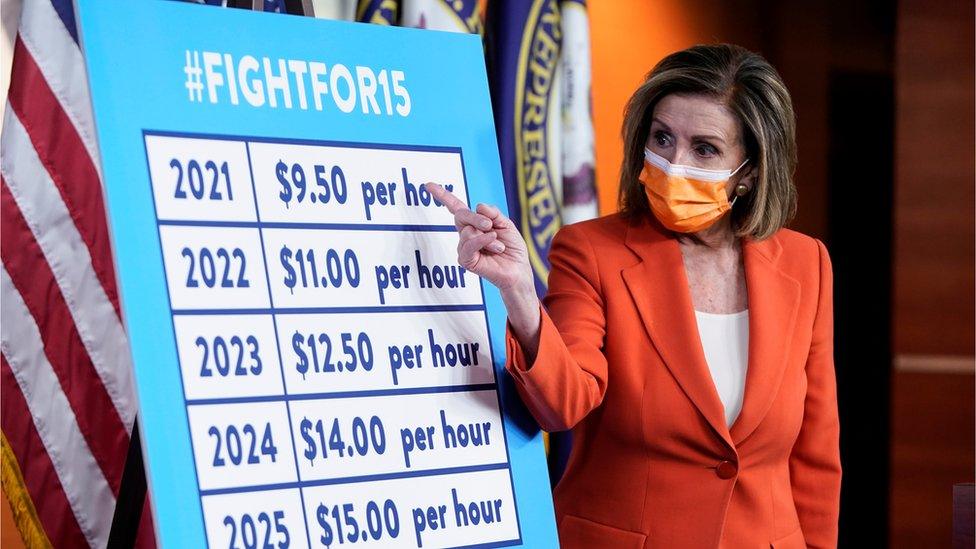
[184,50,204,102]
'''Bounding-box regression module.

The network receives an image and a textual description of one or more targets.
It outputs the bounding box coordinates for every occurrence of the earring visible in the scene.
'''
[734,183,749,197]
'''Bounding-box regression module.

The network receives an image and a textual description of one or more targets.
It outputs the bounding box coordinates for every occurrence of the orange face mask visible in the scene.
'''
[638,148,749,233]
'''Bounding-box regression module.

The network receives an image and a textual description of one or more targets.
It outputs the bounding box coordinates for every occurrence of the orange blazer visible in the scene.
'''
[504,213,841,549]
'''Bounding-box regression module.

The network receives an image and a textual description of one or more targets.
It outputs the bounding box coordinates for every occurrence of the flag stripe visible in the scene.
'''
[1,109,137,433]
[1,363,86,548]
[47,0,79,44]
[1,266,116,549]
[1,178,128,495]
[17,0,101,179]
[8,36,120,317]
[3,1,156,546]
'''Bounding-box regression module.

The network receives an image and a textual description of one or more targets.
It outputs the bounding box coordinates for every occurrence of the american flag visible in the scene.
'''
[1,0,153,546]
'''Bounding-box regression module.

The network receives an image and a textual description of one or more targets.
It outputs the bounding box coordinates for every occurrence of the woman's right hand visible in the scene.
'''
[424,182,533,293]
[424,183,541,352]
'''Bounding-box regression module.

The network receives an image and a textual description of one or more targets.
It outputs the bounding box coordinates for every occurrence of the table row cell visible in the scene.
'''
[174,314,283,400]
[249,141,467,227]
[159,226,270,309]
[160,226,484,311]
[187,390,507,491]
[174,311,495,401]
[290,390,507,482]
[146,136,257,222]
[201,488,305,549]
[188,401,296,491]
[278,310,495,396]
[201,469,520,549]
[146,135,468,227]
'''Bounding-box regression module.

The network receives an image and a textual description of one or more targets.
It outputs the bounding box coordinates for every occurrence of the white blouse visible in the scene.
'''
[694,309,750,427]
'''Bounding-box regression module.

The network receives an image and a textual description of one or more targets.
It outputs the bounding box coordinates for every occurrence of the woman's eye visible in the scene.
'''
[695,143,718,157]
[654,131,671,147]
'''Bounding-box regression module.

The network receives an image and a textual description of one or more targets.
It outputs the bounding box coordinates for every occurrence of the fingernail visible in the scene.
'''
[488,241,505,253]
[481,219,492,230]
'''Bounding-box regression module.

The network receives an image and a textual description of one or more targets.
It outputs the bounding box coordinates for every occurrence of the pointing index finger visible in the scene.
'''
[425,182,467,215]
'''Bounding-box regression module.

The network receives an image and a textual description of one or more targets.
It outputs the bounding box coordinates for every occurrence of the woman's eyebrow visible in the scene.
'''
[691,134,727,145]
[652,118,728,145]
[650,117,671,131]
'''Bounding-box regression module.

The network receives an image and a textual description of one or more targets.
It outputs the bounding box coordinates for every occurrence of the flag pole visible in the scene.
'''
[106,419,146,549]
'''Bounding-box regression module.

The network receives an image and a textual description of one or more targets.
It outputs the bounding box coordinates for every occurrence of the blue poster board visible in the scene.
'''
[74,1,557,547]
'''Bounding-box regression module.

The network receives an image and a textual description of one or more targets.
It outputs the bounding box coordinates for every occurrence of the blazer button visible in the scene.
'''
[715,460,738,479]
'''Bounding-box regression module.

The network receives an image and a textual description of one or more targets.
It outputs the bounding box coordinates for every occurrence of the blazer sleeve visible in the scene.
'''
[504,223,608,432]
[789,238,843,548]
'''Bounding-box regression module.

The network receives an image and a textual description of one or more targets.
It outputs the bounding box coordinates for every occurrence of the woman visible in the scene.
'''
[428,44,840,549]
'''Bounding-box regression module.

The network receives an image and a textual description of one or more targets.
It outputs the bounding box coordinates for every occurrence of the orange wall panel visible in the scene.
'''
[588,1,720,216]
[1,490,26,549]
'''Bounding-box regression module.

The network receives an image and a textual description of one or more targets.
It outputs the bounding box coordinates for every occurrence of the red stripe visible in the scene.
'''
[135,495,158,548]
[1,178,127,495]
[7,37,120,318]
[1,355,88,548]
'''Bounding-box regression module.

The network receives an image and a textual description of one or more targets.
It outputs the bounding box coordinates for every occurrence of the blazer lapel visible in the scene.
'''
[729,236,801,445]
[620,218,802,450]
[621,220,734,448]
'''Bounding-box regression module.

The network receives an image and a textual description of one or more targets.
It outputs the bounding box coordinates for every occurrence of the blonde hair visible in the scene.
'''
[619,44,797,239]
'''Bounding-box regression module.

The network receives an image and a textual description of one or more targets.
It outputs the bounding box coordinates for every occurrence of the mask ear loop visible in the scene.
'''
[729,157,750,176]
